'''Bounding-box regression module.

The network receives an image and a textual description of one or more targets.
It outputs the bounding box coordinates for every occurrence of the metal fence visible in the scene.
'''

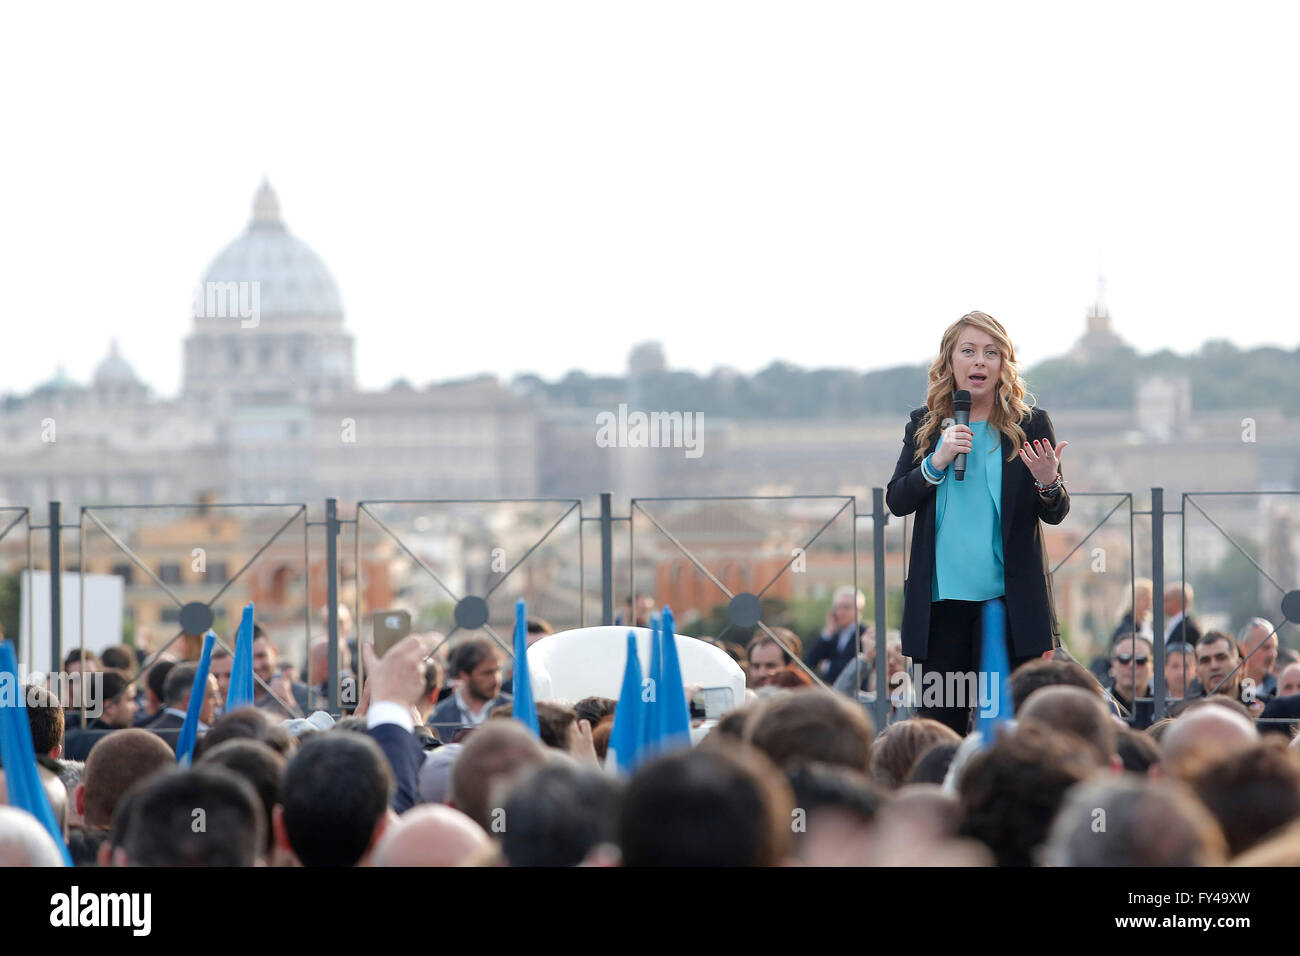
[6,487,1298,727]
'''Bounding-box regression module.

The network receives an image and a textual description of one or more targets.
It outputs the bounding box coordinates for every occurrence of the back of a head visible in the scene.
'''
[164,663,198,706]
[83,729,176,828]
[620,744,793,867]
[1010,659,1100,713]
[958,723,1096,867]
[99,669,133,707]
[25,684,65,756]
[534,701,578,751]
[879,784,964,841]
[64,649,100,671]
[1191,741,1300,858]
[1160,706,1258,781]
[195,706,292,759]
[707,705,757,744]
[1017,685,1116,768]
[100,645,135,671]
[32,761,69,835]
[0,806,64,867]
[1174,695,1253,722]
[1146,718,1175,744]
[372,804,490,867]
[123,767,264,866]
[197,739,286,857]
[449,720,548,832]
[1116,728,1162,774]
[282,732,393,867]
[500,760,622,866]
[782,762,882,866]
[417,742,463,805]
[910,740,961,785]
[870,718,961,790]
[574,696,616,728]
[784,762,883,823]
[146,660,176,703]
[747,689,874,772]
[1044,776,1227,866]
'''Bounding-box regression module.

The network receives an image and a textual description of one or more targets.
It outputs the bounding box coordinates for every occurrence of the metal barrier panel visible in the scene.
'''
[77,502,313,721]
[0,507,33,664]
[1042,492,1143,720]
[628,495,866,714]
[352,498,584,698]
[1178,491,1300,726]
[3,486,1294,736]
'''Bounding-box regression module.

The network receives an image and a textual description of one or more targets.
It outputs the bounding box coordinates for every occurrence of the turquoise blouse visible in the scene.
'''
[930,421,1005,602]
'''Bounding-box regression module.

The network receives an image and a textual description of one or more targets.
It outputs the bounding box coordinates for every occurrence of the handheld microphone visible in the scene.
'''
[952,390,971,481]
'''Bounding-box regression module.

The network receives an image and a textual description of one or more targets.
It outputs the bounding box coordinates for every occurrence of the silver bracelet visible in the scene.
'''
[1035,474,1065,496]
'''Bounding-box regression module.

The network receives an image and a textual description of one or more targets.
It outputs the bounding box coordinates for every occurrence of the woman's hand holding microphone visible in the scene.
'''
[930,423,974,471]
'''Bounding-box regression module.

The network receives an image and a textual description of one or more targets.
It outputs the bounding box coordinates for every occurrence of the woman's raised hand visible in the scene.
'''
[1019,438,1069,485]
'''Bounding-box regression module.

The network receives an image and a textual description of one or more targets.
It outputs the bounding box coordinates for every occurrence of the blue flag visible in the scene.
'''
[656,606,692,752]
[512,599,540,737]
[639,613,664,758]
[606,631,645,774]
[0,641,73,864]
[225,603,256,712]
[176,631,216,766]
[976,597,1013,744]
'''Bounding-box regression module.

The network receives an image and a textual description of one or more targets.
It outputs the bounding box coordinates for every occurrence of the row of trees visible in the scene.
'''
[512,340,1300,417]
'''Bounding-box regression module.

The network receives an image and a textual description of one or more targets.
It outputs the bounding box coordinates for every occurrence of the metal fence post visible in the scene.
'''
[600,492,614,626]
[49,500,62,673]
[872,488,889,732]
[1151,487,1166,720]
[326,497,340,712]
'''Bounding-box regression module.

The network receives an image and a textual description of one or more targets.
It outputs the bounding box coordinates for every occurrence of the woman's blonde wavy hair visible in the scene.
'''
[912,311,1035,463]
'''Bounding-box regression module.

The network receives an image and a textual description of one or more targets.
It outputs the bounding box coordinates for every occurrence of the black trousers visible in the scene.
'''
[914,598,1038,737]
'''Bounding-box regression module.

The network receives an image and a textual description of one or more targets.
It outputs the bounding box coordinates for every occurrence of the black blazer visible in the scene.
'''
[1164,614,1202,649]
[366,723,426,814]
[142,711,187,732]
[886,405,1070,660]
[804,623,866,685]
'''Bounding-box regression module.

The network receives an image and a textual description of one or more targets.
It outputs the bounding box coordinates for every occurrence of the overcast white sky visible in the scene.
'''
[2,1,1298,398]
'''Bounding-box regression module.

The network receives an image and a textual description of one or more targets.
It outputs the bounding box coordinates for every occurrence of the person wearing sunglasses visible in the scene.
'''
[1107,635,1155,730]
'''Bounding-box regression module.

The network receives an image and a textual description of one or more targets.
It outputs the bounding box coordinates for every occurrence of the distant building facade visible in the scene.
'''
[0,183,535,510]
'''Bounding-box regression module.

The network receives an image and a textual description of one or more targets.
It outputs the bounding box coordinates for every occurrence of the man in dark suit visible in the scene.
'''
[144,662,218,732]
[805,587,868,686]
[87,670,139,732]
[1161,583,1202,649]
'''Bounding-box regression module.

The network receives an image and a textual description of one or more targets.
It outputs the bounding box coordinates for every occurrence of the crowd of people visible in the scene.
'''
[1,580,1297,869]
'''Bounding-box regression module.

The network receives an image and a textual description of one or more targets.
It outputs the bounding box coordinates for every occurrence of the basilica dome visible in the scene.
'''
[199,180,344,319]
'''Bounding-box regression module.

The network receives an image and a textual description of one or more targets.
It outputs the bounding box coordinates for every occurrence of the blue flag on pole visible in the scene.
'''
[640,613,664,758]
[606,630,645,774]
[225,603,256,712]
[976,597,1013,744]
[656,606,692,752]
[512,599,540,737]
[0,641,73,864]
[176,630,216,766]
